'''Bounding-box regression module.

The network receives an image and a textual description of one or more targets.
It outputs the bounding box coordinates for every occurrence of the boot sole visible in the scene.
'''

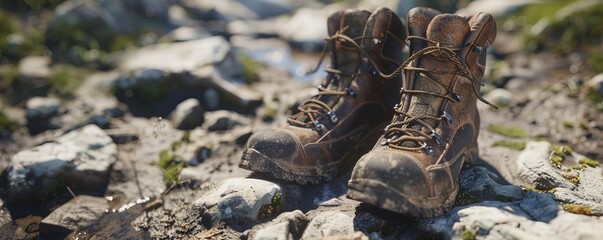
[347,178,458,218]
[239,123,387,185]
[346,146,477,218]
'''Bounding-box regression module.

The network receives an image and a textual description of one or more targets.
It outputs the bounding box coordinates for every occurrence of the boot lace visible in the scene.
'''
[381,36,497,154]
[287,27,402,132]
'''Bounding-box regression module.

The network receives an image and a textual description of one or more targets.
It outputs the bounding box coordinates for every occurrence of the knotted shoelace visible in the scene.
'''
[381,36,497,153]
[287,27,400,131]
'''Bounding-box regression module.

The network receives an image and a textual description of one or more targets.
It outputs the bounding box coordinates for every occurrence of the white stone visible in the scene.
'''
[516,141,575,190]
[193,178,281,223]
[169,98,204,130]
[7,125,117,202]
[26,96,61,119]
[301,211,354,239]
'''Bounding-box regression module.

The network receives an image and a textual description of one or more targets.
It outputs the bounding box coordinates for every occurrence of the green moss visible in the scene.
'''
[460,229,476,240]
[258,192,282,219]
[550,155,563,167]
[181,131,191,143]
[455,192,480,206]
[561,172,580,185]
[578,158,599,167]
[562,121,575,129]
[110,35,137,52]
[171,141,181,151]
[569,165,585,170]
[492,140,526,151]
[262,104,277,122]
[521,185,556,194]
[552,145,573,156]
[550,145,573,168]
[0,11,14,56]
[488,124,527,138]
[0,111,18,133]
[238,54,265,84]
[158,150,186,188]
[563,204,592,216]
[532,136,551,142]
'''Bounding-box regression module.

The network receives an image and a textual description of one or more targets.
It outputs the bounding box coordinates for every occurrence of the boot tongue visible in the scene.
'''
[401,14,469,147]
[326,10,370,91]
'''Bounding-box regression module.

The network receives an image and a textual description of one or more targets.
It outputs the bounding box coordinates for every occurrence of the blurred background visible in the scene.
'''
[1,0,602,150]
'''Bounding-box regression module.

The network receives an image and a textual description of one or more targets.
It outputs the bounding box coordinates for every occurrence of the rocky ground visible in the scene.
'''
[1,0,603,239]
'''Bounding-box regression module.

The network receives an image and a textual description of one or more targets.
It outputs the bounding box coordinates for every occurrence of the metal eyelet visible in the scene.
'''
[480,79,486,87]
[381,138,392,146]
[472,46,483,53]
[313,121,323,131]
[345,88,356,98]
[328,112,338,123]
[423,144,435,156]
[405,39,411,47]
[442,111,452,125]
[318,84,326,90]
[394,103,400,110]
[399,87,405,94]
[432,132,442,144]
[452,93,461,102]
[373,38,382,45]
[369,66,378,76]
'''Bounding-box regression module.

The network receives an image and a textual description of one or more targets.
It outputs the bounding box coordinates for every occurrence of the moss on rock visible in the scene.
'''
[488,124,527,138]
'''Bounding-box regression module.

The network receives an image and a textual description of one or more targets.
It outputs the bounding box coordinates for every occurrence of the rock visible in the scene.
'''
[190,145,212,166]
[112,36,262,116]
[117,36,231,73]
[0,208,11,227]
[301,211,354,239]
[253,210,309,240]
[169,98,205,130]
[161,26,212,43]
[484,88,514,107]
[459,166,523,202]
[518,192,559,222]
[516,141,575,190]
[7,125,117,203]
[254,222,290,240]
[26,96,61,119]
[585,73,603,103]
[39,195,107,237]
[504,77,528,92]
[425,200,603,239]
[279,8,327,51]
[456,0,540,17]
[18,56,52,84]
[553,166,603,215]
[219,126,252,145]
[228,18,285,37]
[180,0,291,21]
[203,110,248,131]
[193,178,282,225]
[25,96,62,134]
[46,0,172,62]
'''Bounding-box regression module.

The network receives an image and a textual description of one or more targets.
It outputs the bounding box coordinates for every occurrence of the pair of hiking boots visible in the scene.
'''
[240,7,497,218]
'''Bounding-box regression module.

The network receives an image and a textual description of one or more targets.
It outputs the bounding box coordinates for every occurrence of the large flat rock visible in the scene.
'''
[7,125,117,203]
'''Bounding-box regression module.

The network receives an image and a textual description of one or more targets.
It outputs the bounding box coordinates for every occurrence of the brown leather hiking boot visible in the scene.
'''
[239,8,407,184]
[347,7,497,217]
